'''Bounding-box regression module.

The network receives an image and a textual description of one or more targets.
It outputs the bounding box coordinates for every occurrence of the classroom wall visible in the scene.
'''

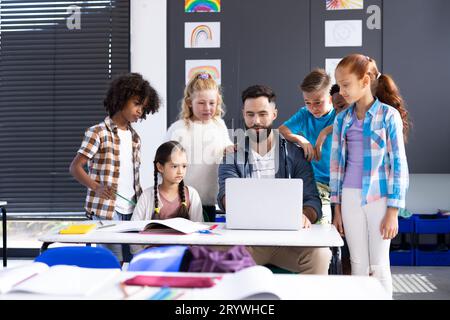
[130,0,167,189]
[130,0,450,214]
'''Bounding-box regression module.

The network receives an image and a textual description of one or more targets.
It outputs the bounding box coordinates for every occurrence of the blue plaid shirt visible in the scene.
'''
[330,99,409,209]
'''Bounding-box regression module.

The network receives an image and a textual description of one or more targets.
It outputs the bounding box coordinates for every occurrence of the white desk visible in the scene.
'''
[38,223,344,250]
[0,269,389,300]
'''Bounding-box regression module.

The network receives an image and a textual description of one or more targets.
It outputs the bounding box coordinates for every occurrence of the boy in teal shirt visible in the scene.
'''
[279,69,335,224]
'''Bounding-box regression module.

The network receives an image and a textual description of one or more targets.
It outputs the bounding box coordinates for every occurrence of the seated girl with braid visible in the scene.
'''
[131,141,203,254]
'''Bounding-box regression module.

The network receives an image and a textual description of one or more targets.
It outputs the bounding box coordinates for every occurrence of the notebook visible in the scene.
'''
[59,224,97,234]
[95,217,210,234]
[225,178,303,230]
[123,275,218,288]
[0,262,120,296]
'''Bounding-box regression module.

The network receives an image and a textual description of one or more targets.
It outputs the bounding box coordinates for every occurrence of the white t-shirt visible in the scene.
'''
[115,128,135,214]
[166,119,233,206]
[249,145,276,179]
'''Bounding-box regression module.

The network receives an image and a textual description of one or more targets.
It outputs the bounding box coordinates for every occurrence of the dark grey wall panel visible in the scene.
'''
[167,0,310,130]
[383,0,450,173]
[168,0,450,173]
[310,0,382,72]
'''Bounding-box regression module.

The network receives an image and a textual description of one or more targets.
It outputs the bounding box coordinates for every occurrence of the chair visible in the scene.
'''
[35,246,121,269]
[128,245,189,272]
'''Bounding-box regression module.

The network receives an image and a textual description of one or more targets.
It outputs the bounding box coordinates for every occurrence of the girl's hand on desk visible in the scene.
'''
[333,205,345,237]
[380,207,399,240]
[302,214,312,229]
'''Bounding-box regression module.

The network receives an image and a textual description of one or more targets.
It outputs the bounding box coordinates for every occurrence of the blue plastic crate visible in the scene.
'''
[390,250,415,266]
[414,214,450,234]
[415,245,450,266]
[398,216,415,233]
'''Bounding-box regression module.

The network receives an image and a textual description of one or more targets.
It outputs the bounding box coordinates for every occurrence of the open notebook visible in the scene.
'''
[183,266,282,300]
[95,217,210,234]
[0,262,120,296]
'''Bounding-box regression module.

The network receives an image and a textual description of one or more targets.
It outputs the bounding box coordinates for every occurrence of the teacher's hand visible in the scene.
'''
[302,214,312,229]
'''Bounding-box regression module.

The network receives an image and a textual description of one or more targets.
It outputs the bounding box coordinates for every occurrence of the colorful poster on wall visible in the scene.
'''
[185,59,222,84]
[185,0,221,13]
[185,22,221,48]
[326,0,364,10]
[325,20,362,47]
[326,58,343,84]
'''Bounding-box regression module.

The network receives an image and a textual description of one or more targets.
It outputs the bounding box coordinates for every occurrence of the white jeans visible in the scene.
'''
[341,188,392,297]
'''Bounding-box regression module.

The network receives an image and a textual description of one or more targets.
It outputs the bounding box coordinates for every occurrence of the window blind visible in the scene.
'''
[0,0,130,213]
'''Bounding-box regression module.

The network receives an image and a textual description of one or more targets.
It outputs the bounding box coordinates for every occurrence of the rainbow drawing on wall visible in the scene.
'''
[191,25,212,47]
[185,0,221,13]
[326,0,364,10]
[185,60,221,84]
[188,66,220,82]
[185,22,220,48]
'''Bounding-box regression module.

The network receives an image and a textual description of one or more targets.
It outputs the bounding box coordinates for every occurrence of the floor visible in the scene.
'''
[392,266,450,300]
[1,259,449,300]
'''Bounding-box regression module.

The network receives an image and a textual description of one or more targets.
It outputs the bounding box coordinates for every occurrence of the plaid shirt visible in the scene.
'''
[78,117,142,219]
[330,99,409,209]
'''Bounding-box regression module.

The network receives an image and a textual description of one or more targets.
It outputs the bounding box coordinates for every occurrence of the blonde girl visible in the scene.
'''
[166,73,233,221]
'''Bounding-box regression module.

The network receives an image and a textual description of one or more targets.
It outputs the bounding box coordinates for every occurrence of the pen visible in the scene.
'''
[97,223,116,229]
[119,282,129,299]
[13,272,39,288]
[148,286,171,300]
[120,282,147,300]
[115,192,137,206]
[171,291,186,300]
[157,288,173,300]
[161,290,179,300]
[209,224,218,230]
[197,229,220,235]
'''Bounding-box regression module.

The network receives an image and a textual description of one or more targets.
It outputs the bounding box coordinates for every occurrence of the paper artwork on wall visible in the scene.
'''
[185,0,221,13]
[185,22,220,48]
[325,20,362,47]
[185,59,222,84]
[326,0,364,10]
[325,58,343,84]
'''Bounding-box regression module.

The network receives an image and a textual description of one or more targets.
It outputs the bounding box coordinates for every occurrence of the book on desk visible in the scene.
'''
[122,266,282,300]
[95,217,210,234]
[0,262,120,296]
[185,265,282,300]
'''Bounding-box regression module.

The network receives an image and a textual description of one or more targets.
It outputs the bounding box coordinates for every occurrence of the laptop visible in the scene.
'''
[225,178,303,230]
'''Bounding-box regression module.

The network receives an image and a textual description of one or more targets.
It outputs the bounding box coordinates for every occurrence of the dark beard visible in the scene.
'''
[245,125,272,144]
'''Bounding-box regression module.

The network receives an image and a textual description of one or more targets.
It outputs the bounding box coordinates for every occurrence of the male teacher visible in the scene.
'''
[218,85,331,274]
